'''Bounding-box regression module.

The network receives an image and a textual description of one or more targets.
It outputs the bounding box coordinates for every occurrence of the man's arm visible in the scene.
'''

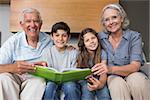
[0,61,35,74]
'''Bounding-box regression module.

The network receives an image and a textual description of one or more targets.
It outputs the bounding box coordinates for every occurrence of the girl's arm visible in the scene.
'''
[87,73,107,91]
[87,60,107,91]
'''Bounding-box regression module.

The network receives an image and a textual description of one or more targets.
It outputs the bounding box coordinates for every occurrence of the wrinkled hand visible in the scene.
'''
[33,61,48,67]
[13,61,35,75]
[66,45,76,51]
[87,76,104,91]
[91,63,108,76]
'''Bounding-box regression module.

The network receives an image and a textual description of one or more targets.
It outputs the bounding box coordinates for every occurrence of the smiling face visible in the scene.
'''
[83,32,98,53]
[51,29,69,51]
[20,12,42,38]
[102,8,123,33]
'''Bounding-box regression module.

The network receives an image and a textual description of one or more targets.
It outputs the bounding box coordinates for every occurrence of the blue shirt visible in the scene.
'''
[99,29,144,67]
[0,31,53,64]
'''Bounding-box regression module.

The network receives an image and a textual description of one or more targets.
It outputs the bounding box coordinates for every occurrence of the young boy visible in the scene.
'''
[42,22,80,100]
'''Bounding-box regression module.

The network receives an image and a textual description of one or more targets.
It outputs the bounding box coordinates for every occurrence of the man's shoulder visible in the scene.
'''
[3,31,24,45]
[40,32,50,37]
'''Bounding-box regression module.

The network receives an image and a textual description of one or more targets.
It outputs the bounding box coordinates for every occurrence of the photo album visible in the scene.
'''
[31,66,91,84]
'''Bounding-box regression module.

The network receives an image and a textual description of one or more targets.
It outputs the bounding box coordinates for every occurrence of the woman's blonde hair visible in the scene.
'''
[101,3,130,31]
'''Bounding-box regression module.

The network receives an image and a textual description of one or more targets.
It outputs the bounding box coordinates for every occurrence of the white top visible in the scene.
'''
[42,45,78,71]
[0,31,53,64]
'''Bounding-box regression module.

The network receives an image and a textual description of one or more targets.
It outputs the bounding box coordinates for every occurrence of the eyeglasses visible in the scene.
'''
[103,14,121,24]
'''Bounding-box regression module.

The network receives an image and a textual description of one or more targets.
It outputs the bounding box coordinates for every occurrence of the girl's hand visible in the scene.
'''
[86,76,104,91]
[91,63,108,76]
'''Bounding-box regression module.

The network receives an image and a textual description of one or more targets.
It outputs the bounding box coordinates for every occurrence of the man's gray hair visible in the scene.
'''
[20,8,42,23]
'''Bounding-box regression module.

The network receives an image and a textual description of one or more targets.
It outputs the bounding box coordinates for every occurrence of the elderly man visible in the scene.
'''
[0,8,52,100]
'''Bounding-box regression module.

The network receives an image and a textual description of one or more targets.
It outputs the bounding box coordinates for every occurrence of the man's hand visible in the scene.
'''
[33,61,48,67]
[12,61,35,75]
[66,45,76,51]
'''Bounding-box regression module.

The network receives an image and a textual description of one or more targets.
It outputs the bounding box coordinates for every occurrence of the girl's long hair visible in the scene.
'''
[77,28,102,68]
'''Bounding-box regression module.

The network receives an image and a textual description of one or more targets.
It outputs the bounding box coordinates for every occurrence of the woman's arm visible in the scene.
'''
[92,61,141,77]
[108,61,141,76]
[91,60,108,76]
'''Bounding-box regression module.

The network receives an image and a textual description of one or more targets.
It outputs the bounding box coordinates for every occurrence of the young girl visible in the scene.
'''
[77,28,110,100]
[43,22,80,100]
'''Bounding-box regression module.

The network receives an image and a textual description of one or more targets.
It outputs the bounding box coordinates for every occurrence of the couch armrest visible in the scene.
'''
[140,62,150,78]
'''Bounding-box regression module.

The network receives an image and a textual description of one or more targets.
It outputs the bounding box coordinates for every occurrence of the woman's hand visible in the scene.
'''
[86,75,104,91]
[91,63,108,76]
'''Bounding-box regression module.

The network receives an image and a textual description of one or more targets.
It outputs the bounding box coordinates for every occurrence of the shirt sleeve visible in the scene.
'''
[130,32,144,64]
[40,47,53,67]
[0,37,15,64]
[70,49,78,68]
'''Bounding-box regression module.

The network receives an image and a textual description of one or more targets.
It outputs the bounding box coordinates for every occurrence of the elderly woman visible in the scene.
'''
[92,3,150,100]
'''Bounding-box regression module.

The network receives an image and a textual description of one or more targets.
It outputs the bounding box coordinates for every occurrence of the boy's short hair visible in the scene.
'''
[51,22,70,35]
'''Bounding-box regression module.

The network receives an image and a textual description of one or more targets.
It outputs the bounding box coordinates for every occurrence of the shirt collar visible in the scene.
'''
[21,31,48,47]
[122,29,130,41]
[99,29,130,41]
[21,31,28,47]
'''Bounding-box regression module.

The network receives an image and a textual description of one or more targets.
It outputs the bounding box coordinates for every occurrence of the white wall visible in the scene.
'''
[0,4,13,45]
